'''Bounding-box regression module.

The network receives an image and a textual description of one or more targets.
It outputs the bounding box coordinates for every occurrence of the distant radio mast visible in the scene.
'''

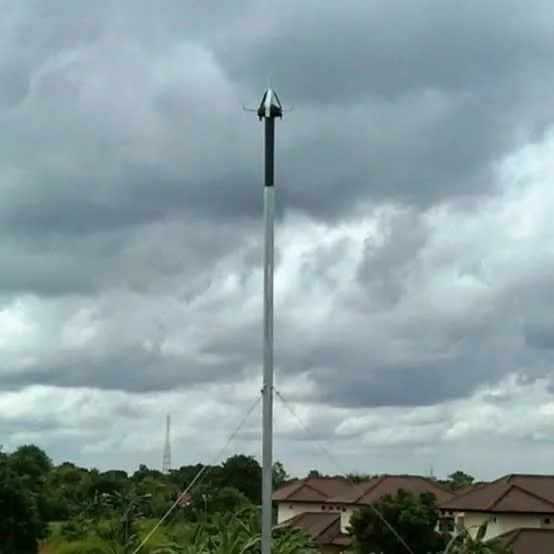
[162,413,171,474]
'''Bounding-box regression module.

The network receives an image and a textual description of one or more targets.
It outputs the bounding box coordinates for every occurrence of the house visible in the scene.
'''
[439,474,554,541]
[328,474,455,536]
[274,474,455,552]
[273,476,351,524]
[279,512,350,554]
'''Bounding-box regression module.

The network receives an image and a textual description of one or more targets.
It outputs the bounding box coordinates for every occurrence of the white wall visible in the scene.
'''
[458,512,554,540]
[276,501,342,524]
[340,507,355,533]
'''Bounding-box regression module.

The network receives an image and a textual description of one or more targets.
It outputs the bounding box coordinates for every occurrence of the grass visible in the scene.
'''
[41,519,186,554]
[41,510,316,554]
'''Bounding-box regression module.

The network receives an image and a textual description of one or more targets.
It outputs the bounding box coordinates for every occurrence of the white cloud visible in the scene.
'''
[3,128,554,478]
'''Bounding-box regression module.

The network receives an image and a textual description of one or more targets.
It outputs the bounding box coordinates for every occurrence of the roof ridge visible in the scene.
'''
[333,474,385,504]
[439,482,487,507]
[303,481,333,498]
[275,475,349,501]
[486,482,554,511]
[505,473,554,479]
[502,527,523,547]
[283,512,340,533]
[486,483,517,511]
[511,483,554,509]
[313,512,340,538]
[276,479,308,500]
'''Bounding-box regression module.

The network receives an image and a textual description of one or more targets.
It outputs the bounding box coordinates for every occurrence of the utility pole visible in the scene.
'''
[257,87,283,554]
[162,413,171,474]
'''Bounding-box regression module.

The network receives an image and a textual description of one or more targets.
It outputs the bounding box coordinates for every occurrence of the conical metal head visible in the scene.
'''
[257,88,283,120]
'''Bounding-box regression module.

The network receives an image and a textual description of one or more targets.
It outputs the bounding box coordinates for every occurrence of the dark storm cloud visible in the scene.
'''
[0,216,258,296]
[1,0,554,417]
[272,307,530,409]
[357,207,428,307]
[1,0,552,256]
[212,0,554,213]
[1,345,245,393]
[214,0,554,103]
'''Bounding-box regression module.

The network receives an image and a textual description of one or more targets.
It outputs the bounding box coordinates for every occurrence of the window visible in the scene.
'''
[321,505,326,510]
[544,518,551,525]
[288,504,293,509]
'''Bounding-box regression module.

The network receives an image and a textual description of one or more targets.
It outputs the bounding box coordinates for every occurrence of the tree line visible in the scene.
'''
[0,443,485,554]
[0,443,299,553]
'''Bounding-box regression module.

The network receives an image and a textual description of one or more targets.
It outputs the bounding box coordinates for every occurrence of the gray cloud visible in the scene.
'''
[2,0,554,476]
[213,0,554,212]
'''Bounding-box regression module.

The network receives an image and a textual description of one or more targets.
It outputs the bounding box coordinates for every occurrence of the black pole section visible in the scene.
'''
[264,117,275,188]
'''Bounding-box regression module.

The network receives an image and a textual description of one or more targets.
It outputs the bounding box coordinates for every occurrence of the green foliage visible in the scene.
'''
[50,538,113,554]
[446,521,512,554]
[0,455,46,554]
[220,455,263,504]
[59,515,89,542]
[349,489,448,554]
[442,471,475,491]
[272,461,289,489]
[154,508,316,554]
[0,441,488,554]
[0,442,310,554]
[345,473,376,484]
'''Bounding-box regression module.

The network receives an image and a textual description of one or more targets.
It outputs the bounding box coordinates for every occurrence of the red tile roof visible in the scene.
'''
[440,474,554,514]
[495,527,554,554]
[281,512,351,548]
[273,476,352,503]
[327,474,455,505]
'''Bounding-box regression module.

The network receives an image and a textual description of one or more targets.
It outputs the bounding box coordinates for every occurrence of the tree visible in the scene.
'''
[220,454,262,504]
[44,462,96,520]
[273,461,289,489]
[346,473,375,484]
[445,471,475,491]
[446,520,511,554]
[103,487,152,548]
[8,444,53,490]
[349,489,447,554]
[0,457,45,554]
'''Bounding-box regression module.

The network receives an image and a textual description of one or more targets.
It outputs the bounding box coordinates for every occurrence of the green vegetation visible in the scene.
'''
[0,444,309,553]
[349,490,449,554]
[445,521,511,554]
[348,491,507,554]
[1,443,493,554]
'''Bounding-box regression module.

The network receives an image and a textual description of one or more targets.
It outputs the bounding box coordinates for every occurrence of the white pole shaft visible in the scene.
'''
[261,182,275,554]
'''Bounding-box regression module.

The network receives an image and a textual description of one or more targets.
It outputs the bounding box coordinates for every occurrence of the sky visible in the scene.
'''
[2,0,554,481]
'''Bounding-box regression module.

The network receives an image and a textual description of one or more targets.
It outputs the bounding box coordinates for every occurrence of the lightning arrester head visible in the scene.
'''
[257,88,283,120]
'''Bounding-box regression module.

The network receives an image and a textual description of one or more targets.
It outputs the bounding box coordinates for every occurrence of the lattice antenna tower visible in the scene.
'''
[162,413,171,474]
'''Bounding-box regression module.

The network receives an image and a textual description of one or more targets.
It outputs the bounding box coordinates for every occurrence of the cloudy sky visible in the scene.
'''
[3,0,554,481]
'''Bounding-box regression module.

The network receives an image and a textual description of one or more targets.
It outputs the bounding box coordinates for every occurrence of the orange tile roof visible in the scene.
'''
[273,476,352,503]
[495,527,554,554]
[440,474,554,514]
[327,474,455,505]
[281,512,350,547]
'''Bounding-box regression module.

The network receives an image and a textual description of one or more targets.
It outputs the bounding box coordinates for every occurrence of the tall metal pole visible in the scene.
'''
[162,413,171,474]
[257,88,283,554]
